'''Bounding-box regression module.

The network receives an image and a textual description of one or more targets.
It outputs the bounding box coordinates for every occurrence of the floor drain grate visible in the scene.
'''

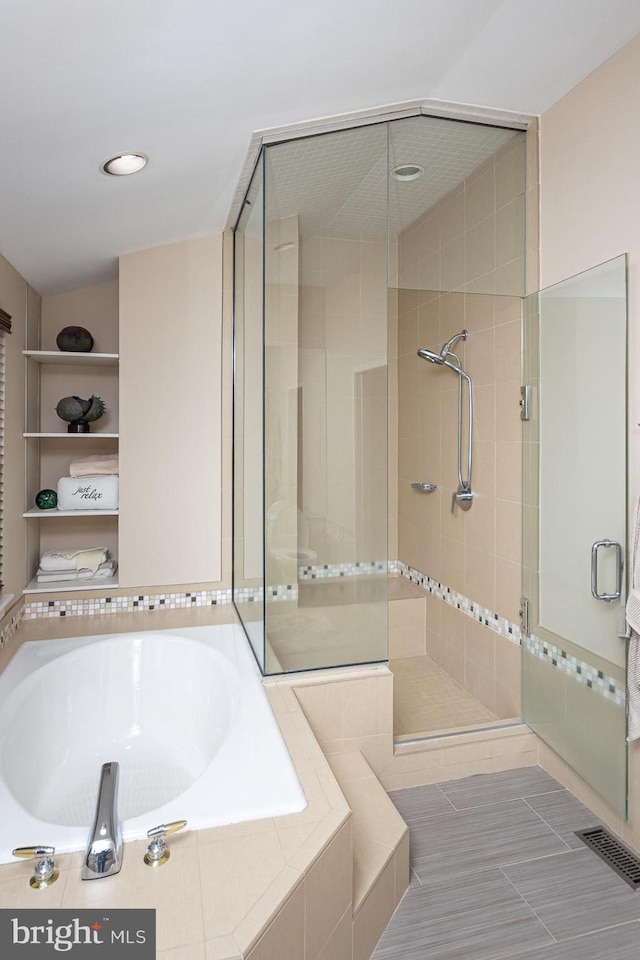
[575,826,640,890]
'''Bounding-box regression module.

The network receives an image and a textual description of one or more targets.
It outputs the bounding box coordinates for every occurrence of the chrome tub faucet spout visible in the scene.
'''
[82,761,123,880]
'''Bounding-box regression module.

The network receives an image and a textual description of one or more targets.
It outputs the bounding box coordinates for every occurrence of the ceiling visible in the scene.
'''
[264,116,519,237]
[1,0,640,295]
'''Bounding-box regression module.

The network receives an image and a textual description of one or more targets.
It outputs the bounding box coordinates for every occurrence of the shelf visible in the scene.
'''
[24,573,119,594]
[24,510,119,518]
[24,350,119,366]
[24,433,119,439]
[24,324,120,597]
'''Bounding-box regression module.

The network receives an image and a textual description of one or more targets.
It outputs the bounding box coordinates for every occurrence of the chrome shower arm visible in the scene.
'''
[440,331,467,359]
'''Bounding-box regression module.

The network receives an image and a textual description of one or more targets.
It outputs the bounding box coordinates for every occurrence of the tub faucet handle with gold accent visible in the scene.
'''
[143,820,187,866]
[13,846,59,888]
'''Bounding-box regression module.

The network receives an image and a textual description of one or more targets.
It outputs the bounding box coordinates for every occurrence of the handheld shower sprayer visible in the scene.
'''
[417,329,474,512]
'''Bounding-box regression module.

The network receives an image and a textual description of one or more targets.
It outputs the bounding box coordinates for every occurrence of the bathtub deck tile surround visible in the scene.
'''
[0,605,585,958]
[0,710,352,959]
[0,612,356,959]
[60,832,207,953]
[158,943,209,959]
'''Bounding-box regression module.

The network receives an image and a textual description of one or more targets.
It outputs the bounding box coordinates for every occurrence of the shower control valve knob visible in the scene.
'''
[144,820,187,866]
[12,846,59,888]
[451,487,474,513]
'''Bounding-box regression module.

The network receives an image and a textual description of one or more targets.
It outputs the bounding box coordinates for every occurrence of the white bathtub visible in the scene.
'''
[0,623,306,864]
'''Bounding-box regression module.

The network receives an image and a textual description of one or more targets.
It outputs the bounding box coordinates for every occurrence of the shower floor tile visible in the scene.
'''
[391,654,500,738]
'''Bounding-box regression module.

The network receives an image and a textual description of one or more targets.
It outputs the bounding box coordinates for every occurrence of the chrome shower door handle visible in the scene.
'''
[591,539,623,602]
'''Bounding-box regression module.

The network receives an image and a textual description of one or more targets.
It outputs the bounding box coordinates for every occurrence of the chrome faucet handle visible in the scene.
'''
[144,820,187,867]
[13,846,59,889]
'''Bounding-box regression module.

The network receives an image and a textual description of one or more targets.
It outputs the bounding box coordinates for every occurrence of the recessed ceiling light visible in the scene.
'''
[100,153,149,177]
[391,163,425,182]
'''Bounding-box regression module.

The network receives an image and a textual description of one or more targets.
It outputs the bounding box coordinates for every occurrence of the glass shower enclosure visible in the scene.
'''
[233,112,528,678]
[233,124,389,673]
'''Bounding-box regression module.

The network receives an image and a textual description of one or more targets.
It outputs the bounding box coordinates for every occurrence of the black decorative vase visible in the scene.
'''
[56,326,94,352]
[67,422,90,433]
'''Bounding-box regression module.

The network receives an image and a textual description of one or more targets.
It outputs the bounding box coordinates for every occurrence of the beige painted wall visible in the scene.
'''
[41,279,119,353]
[0,254,37,617]
[119,237,222,587]
[265,216,299,589]
[539,33,640,502]
[538,31,640,850]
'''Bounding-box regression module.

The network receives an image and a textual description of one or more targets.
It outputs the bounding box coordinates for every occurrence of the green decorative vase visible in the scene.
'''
[35,488,58,510]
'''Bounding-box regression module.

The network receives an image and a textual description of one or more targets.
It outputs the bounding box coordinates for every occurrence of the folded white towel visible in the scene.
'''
[69,453,119,477]
[628,634,640,742]
[39,547,108,574]
[36,560,117,583]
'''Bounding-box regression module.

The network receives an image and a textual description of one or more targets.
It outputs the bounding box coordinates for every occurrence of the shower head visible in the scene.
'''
[417,348,443,364]
[418,330,468,371]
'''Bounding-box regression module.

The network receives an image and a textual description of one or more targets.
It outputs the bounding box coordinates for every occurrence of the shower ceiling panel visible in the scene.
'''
[265,117,518,237]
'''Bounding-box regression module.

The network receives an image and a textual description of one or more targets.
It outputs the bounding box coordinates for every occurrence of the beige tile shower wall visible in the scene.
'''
[0,253,37,617]
[538,29,640,857]
[396,289,522,624]
[395,135,526,713]
[299,231,388,564]
[118,237,222,588]
[397,135,526,299]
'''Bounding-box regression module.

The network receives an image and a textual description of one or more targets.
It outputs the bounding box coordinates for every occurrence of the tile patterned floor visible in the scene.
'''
[373,767,640,959]
[391,654,501,738]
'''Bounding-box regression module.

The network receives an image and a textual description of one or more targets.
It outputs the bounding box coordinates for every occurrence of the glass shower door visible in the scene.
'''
[522,255,628,816]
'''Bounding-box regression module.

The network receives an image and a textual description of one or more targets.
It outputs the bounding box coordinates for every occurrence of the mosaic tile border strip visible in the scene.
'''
[394,559,626,709]
[523,633,625,707]
[24,581,305,619]
[235,584,299,603]
[298,560,387,580]
[394,559,522,644]
[23,588,234,620]
[15,559,628,709]
[0,604,25,649]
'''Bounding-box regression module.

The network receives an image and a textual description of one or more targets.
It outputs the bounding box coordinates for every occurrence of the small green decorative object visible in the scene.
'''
[35,488,58,510]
